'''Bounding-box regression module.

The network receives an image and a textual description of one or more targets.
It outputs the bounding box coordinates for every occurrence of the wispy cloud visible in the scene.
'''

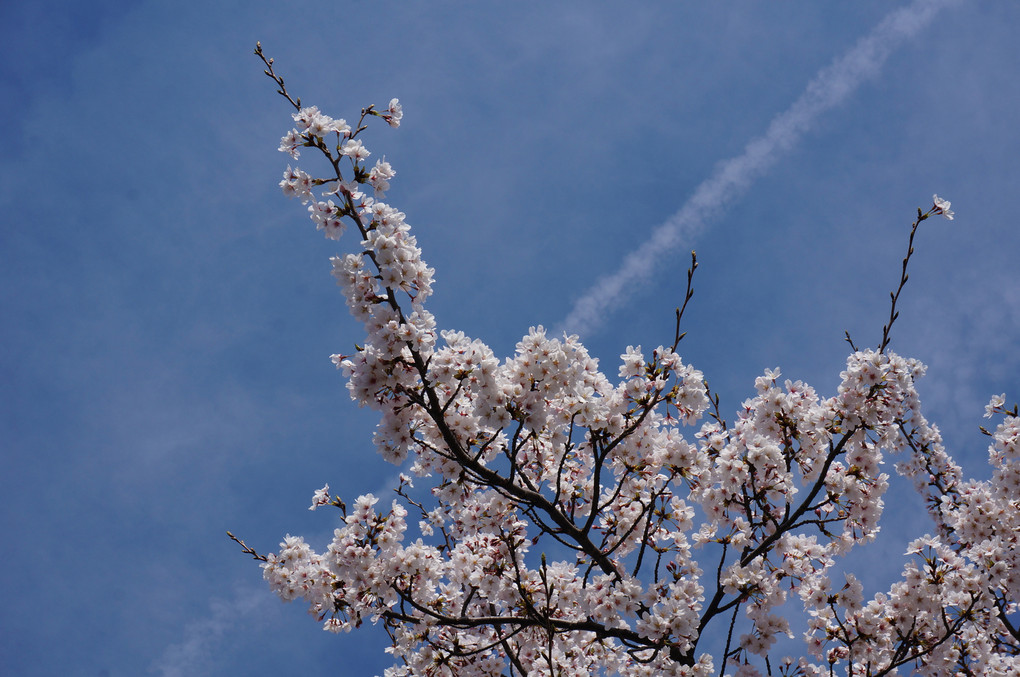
[559,0,961,337]
[151,587,268,677]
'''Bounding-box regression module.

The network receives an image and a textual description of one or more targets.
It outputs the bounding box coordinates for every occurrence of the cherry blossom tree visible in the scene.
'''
[232,45,1020,676]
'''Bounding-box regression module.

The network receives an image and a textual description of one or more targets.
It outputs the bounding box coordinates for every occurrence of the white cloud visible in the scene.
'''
[558,0,963,337]
[151,587,269,677]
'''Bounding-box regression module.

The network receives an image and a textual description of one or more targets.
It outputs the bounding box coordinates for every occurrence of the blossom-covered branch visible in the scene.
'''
[237,46,1019,677]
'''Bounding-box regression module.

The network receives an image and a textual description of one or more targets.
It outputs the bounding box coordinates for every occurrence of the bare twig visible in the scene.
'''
[673,251,698,351]
[227,530,268,562]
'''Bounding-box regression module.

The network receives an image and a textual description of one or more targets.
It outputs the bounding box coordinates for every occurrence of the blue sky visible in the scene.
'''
[2,1,1018,675]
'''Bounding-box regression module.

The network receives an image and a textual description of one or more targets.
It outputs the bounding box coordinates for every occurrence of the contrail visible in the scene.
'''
[558,0,960,337]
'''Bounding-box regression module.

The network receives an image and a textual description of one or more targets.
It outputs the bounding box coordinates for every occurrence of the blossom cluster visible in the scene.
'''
[247,51,1018,677]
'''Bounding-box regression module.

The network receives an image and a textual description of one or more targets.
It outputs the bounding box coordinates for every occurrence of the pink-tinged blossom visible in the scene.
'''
[384,98,402,128]
[291,106,323,132]
[368,158,395,196]
[309,484,330,510]
[279,165,313,202]
[985,393,1006,418]
[340,139,369,162]
[327,117,351,137]
[251,84,1017,677]
[308,199,344,240]
[279,129,302,158]
[933,193,954,220]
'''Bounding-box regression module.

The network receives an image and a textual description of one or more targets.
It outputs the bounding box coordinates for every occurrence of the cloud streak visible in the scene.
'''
[559,0,960,337]
[152,588,268,677]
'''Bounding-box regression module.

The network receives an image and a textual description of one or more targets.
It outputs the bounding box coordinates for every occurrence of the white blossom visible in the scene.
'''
[249,83,1016,677]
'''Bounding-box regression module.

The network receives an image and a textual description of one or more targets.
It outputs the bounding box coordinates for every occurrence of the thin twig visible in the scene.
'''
[227,530,268,562]
[879,206,936,353]
[673,251,698,351]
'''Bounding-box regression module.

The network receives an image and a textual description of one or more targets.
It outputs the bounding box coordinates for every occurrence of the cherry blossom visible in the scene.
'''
[238,44,1019,677]
[933,194,954,220]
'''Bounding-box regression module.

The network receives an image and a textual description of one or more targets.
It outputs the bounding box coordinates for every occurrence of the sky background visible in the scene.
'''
[2,1,1018,675]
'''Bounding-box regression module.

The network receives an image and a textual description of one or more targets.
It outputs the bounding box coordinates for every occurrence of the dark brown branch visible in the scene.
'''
[673,250,698,351]
[254,43,302,111]
[878,206,937,354]
[226,531,268,562]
